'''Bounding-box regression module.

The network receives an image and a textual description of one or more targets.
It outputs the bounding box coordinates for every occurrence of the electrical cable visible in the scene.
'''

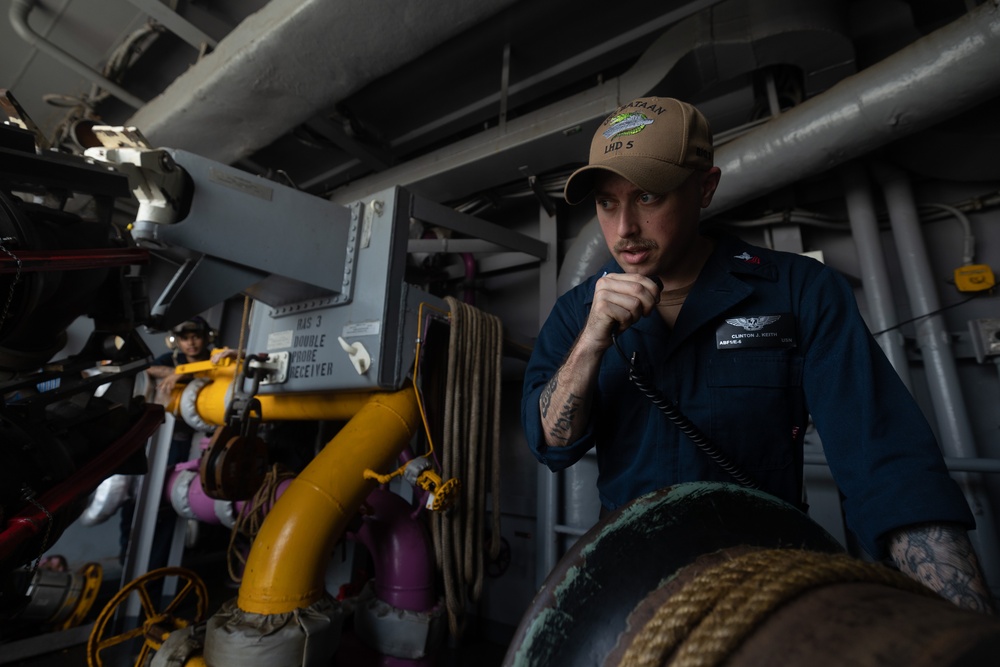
[610,333,758,490]
[362,300,449,485]
[920,202,976,266]
[870,294,983,337]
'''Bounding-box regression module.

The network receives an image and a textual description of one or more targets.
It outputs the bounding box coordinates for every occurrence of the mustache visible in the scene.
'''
[613,238,658,252]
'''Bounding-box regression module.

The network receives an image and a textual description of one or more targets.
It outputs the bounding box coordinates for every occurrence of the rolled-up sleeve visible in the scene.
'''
[799,265,974,557]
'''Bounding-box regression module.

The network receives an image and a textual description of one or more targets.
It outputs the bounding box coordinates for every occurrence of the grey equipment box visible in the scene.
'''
[244,186,445,394]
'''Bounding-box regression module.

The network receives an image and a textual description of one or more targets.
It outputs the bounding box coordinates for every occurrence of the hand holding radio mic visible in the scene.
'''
[605,274,663,338]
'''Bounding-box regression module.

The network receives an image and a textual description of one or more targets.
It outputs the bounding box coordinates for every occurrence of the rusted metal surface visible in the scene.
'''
[504,482,1000,666]
[729,580,1000,666]
[503,483,843,667]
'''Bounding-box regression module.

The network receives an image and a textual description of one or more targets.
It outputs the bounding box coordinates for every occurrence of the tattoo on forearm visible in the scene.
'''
[889,523,995,614]
[540,372,585,445]
[540,376,558,419]
[549,394,583,443]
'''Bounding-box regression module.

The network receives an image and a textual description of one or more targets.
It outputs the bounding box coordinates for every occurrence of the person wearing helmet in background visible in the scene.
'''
[120,317,222,582]
[147,317,214,404]
[521,96,994,613]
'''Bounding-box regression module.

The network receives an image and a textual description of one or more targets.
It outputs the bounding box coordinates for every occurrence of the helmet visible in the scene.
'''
[166,316,215,349]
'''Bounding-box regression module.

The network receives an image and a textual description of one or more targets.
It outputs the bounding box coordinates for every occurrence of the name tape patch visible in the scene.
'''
[716,314,796,349]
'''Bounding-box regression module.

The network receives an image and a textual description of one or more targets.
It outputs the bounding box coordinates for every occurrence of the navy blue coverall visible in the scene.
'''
[521,232,972,556]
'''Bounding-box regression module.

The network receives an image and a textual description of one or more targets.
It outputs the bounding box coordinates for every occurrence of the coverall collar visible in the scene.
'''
[592,231,780,357]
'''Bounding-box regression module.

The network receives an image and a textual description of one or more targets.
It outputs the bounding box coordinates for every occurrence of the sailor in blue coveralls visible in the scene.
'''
[521,96,994,613]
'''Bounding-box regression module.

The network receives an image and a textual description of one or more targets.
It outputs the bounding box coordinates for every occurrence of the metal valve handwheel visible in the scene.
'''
[86,566,209,667]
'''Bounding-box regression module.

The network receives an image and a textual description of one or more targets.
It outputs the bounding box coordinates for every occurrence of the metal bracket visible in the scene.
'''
[254,351,289,385]
[968,318,1000,363]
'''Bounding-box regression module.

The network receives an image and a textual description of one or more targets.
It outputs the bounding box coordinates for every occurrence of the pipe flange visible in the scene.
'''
[150,623,206,667]
[169,469,198,520]
[354,582,446,660]
[179,377,214,432]
[402,456,431,486]
[213,499,236,529]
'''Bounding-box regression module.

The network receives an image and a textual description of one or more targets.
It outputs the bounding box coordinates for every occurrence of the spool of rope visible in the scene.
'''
[432,296,504,638]
[619,549,939,667]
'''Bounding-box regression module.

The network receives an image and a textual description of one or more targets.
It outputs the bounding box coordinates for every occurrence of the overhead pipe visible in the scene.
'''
[706,0,1000,216]
[332,0,854,205]
[559,0,1000,285]
[840,163,912,385]
[125,0,218,52]
[8,0,146,110]
[126,0,521,165]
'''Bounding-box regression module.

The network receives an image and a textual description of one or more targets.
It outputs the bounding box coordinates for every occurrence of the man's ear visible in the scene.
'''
[700,167,722,208]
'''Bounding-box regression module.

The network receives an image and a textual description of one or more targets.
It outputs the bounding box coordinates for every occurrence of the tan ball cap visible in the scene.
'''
[564,97,714,204]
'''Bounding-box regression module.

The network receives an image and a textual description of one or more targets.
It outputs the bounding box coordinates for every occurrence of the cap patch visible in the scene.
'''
[563,96,714,205]
[603,112,654,140]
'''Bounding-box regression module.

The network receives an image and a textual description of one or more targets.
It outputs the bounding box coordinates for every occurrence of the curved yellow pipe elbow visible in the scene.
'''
[237,388,420,615]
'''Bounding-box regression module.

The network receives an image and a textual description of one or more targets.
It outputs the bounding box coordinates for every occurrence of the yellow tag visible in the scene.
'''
[954,264,996,292]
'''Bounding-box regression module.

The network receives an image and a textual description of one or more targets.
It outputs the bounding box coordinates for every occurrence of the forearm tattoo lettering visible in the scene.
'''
[889,523,995,614]
[540,375,585,445]
[540,375,557,419]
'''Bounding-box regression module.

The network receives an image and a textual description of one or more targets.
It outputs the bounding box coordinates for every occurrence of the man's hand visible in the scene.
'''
[578,273,662,352]
[211,347,237,364]
[153,371,187,407]
[539,273,661,449]
[888,522,995,614]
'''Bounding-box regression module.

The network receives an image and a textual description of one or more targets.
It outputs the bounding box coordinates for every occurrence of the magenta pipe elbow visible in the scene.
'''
[355,487,435,612]
[166,461,292,525]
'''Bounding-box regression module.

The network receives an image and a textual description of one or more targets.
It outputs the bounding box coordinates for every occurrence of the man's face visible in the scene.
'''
[594,168,720,277]
[175,331,206,359]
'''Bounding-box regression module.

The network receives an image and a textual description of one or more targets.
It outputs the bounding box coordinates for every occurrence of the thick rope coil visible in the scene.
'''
[619,548,940,667]
[432,296,504,638]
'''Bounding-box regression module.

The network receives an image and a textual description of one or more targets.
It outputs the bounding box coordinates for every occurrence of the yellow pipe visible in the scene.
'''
[236,388,420,614]
[163,364,372,424]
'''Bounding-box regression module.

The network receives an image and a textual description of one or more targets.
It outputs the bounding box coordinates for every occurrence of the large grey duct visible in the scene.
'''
[126,0,518,165]
[331,0,854,206]
[561,0,1000,291]
[707,0,1000,216]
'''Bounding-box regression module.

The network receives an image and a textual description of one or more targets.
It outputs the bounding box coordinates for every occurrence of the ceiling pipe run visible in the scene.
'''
[706,0,1000,216]
[8,0,146,109]
[126,0,519,165]
[330,0,853,206]
[560,0,1000,290]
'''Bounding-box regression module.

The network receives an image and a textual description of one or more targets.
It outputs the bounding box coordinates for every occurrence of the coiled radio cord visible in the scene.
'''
[611,333,758,490]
